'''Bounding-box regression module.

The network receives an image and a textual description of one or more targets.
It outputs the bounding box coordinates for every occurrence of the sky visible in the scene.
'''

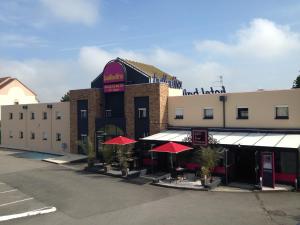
[0,0,300,102]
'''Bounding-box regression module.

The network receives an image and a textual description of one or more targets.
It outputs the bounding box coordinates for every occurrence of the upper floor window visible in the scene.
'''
[43,112,47,120]
[275,106,289,119]
[9,131,13,138]
[9,113,13,120]
[80,110,87,119]
[56,111,62,120]
[42,132,48,141]
[105,110,112,118]
[31,112,35,120]
[30,132,35,140]
[14,100,19,105]
[19,131,23,139]
[203,108,214,119]
[237,107,249,119]
[138,108,147,119]
[175,108,184,119]
[56,133,62,142]
[19,112,23,120]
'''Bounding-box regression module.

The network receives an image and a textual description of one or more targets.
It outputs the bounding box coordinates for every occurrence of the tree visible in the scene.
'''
[61,91,70,102]
[292,73,300,88]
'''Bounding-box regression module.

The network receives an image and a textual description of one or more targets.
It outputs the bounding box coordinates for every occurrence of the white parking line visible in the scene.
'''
[0,198,34,207]
[0,206,56,222]
[0,189,17,194]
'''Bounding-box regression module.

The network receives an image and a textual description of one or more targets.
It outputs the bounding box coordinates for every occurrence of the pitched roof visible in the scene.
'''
[118,58,174,80]
[0,76,37,96]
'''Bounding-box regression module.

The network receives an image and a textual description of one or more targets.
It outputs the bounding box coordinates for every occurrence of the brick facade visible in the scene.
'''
[124,83,169,138]
[69,88,103,153]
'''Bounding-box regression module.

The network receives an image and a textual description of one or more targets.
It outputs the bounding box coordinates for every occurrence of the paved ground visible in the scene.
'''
[0,149,299,225]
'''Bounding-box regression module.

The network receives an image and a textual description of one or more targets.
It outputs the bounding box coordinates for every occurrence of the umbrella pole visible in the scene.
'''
[170,153,173,169]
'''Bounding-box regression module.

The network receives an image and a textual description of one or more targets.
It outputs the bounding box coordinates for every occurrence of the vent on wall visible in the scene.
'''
[47,104,53,109]
[22,105,28,110]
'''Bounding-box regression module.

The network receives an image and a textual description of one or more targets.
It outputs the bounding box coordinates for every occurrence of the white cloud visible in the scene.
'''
[41,0,100,26]
[195,18,300,60]
[0,33,46,48]
[78,46,226,89]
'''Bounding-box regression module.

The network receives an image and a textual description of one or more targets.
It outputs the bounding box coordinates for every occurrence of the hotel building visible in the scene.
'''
[1,102,70,154]
[69,58,300,187]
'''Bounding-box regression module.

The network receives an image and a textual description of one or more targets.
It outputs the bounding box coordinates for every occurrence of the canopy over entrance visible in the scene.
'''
[141,130,300,149]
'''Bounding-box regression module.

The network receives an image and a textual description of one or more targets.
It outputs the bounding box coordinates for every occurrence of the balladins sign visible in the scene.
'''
[103,61,125,93]
[151,74,182,89]
[183,86,226,95]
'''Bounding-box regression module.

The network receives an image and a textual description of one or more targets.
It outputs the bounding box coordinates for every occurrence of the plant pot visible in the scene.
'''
[121,168,129,177]
[104,164,112,173]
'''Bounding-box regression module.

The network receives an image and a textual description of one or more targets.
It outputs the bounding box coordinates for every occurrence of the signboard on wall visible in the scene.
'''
[104,83,125,93]
[192,128,208,147]
[103,61,126,93]
[103,61,125,84]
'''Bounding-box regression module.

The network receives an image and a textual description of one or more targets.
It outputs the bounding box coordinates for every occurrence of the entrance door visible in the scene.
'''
[234,149,256,183]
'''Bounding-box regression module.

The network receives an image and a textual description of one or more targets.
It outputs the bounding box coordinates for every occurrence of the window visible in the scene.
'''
[105,110,112,118]
[42,132,48,141]
[56,111,62,120]
[30,132,35,140]
[138,108,147,119]
[275,106,289,119]
[43,112,47,120]
[237,107,249,119]
[9,113,13,120]
[19,112,23,120]
[80,110,87,119]
[56,133,62,142]
[14,100,19,105]
[9,131,13,138]
[175,108,184,119]
[31,112,35,120]
[203,108,213,119]
[19,131,23,139]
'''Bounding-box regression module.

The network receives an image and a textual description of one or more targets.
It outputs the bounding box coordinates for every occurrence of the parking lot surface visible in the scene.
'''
[0,149,299,225]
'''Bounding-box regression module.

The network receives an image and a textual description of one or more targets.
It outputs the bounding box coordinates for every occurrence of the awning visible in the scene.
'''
[141,130,300,149]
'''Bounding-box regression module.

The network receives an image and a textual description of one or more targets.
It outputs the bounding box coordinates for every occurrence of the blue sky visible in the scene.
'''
[0,0,300,101]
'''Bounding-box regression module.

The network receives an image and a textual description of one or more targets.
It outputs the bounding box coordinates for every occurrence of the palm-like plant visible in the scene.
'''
[77,136,95,168]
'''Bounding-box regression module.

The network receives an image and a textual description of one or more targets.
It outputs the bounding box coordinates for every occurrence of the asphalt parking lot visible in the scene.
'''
[0,149,299,225]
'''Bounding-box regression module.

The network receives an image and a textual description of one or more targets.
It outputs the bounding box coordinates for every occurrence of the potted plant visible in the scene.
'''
[101,145,115,172]
[77,137,96,169]
[116,144,134,177]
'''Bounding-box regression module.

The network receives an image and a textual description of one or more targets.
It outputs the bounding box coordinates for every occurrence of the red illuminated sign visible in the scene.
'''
[103,61,125,84]
[192,128,208,146]
[104,83,125,93]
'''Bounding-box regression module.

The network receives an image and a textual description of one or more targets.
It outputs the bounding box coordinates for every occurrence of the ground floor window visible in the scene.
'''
[275,151,297,174]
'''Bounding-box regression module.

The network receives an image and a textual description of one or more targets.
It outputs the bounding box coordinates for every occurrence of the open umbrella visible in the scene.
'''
[150,142,192,169]
[103,136,137,145]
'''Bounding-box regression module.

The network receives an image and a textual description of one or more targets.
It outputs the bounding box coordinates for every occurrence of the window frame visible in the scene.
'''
[42,132,48,141]
[56,111,62,120]
[56,133,62,142]
[138,108,147,119]
[31,112,35,120]
[30,132,35,140]
[43,111,48,120]
[19,112,23,120]
[236,107,249,120]
[275,105,289,120]
[175,107,184,120]
[19,131,23,139]
[80,110,87,120]
[203,107,214,120]
[105,109,112,118]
